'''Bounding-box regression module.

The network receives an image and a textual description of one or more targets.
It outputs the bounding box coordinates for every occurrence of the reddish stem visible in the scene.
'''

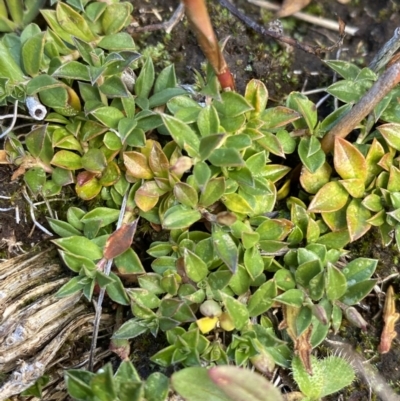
[182,0,235,90]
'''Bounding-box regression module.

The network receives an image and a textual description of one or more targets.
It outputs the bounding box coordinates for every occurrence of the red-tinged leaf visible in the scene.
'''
[377,152,393,172]
[256,218,293,241]
[334,137,367,182]
[378,286,400,354]
[346,199,371,242]
[174,182,198,208]
[208,366,283,401]
[123,151,153,179]
[135,181,165,212]
[308,181,349,213]
[149,143,169,177]
[75,171,102,200]
[104,219,139,259]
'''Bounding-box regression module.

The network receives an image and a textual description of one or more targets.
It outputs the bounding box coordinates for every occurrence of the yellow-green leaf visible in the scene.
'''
[22,32,45,77]
[378,123,400,151]
[346,199,371,242]
[339,179,365,198]
[308,181,349,213]
[300,162,332,195]
[56,2,97,41]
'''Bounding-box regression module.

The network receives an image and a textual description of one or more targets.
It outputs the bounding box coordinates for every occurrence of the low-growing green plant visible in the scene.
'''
[0,0,46,32]
[64,363,286,401]
[2,1,400,400]
[65,361,169,401]
[292,355,355,401]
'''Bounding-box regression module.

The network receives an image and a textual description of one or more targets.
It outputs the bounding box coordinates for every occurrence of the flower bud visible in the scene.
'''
[345,307,368,331]
[216,211,237,226]
[170,156,193,176]
[200,300,222,317]
[250,349,275,378]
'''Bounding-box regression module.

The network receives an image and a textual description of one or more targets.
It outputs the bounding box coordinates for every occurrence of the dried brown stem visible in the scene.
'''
[369,27,400,72]
[321,59,400,153]
[218,0,341,56]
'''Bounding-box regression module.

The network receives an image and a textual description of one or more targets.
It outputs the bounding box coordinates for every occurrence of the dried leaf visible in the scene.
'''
[103,219,139,260]
[0,150,9,164]
[378,286,400,354]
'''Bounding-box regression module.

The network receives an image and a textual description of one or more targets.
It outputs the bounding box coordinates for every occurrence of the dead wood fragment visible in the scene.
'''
[0,249,114,400]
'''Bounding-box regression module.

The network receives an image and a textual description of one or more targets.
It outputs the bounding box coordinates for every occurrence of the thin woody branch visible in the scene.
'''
[217,0,341,56]
[321,58,400,153]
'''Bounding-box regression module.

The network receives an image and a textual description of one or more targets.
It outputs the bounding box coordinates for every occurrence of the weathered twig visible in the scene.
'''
[217,0,344,56]
[87,190,129,371]
[369,27,400,72]
[21,187,54,237]
[320,58,400,153]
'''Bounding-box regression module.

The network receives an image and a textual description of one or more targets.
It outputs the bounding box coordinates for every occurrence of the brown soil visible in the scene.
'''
[1,0,400,399]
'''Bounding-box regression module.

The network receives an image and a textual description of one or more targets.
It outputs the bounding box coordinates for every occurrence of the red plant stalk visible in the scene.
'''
[182,0,235,91]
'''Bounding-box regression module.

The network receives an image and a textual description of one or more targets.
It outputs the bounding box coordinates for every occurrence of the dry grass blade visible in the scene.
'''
[276,0,311,18]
